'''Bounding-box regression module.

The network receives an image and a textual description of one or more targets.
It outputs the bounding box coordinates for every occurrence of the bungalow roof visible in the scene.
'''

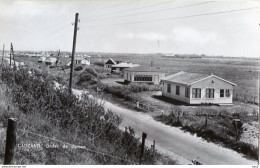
[161,71,236,86]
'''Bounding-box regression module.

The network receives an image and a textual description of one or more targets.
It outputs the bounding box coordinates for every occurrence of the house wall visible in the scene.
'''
[189,76,233,104]
[162,82,190,103]
[104,64,114,69]
[124,71,166,84]
[81,60,90,65]
[162,76,234,104]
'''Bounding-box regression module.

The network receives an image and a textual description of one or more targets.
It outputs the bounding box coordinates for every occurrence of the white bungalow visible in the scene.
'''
[45,57,57,65]
[67,58,90,66]
[81,58,90,65]
[124,66,166,84]
[111,62,139,73]
[38,57,46,63]
[161,71,237,105]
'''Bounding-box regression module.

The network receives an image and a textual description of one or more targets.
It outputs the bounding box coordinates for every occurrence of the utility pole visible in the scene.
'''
[69,13,79,92]
[2,44,4,66]
[9,44,12,67]
[11,43,15,66]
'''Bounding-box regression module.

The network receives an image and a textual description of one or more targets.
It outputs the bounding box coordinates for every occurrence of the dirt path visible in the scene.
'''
[72,88,257,165]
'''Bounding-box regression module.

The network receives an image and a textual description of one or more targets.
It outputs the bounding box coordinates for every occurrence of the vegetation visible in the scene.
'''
[0,66,161,164]
[154,106,258,160]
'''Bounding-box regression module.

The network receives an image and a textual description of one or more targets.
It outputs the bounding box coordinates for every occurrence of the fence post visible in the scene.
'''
[4,118,18,165]
[139,132,147,165]
[153,140,155,156]
[204,117,207,127]
[136,102,139,108]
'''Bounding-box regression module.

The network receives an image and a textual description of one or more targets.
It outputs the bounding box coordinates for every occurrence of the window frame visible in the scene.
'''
[206,88,215,98]
[220,89,224,98]
[226,89,230,97]
[192,88,201,98]
[176,85,180,95]
[185,87,190,98]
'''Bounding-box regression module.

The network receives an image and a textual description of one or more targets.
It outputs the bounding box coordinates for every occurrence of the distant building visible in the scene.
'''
[161,71,237,105]
[45,57,57,65]
[38,57,46,63]
[111,62,139,73]
[104,58,116,69]
[67,57,90,66]
[124,66,166,84]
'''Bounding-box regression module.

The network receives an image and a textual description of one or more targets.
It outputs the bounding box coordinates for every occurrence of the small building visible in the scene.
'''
[38,57,46,63]
[81,58,90,65]
[45,57,57,65]
[161,71,237,105]
[104,58,116,69]
[67,57,90,66]
[124,66,166,84]
[111,62,139,73]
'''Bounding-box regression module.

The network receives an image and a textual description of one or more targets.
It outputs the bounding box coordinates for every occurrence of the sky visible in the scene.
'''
[0,0,259,57]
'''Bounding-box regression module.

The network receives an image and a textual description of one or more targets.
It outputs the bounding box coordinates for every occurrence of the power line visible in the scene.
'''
[81,0,178,20]
[82,1,215,23]
[88,0,140,13]
[82,6,259,27]
[43,24,72,37]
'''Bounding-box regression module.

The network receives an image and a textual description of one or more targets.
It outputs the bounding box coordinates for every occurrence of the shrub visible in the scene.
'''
[1,66,158,164]
[74,66,83,71]
[93,62,104,67]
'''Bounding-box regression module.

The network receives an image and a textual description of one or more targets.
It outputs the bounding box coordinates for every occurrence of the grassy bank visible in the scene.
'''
[154,107,258,160]
[0,66,164,165]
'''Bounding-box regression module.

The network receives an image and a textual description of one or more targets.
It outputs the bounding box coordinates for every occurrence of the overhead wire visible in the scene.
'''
[81,6,259,27]
[82,1,215,23]
[81,0,178,20]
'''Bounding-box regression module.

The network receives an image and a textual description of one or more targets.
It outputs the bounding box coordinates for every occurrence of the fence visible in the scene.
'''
[2,118,156,165]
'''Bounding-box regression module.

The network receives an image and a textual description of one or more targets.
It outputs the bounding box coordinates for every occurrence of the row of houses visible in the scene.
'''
[104,58,236,105]
[38,56,90,66]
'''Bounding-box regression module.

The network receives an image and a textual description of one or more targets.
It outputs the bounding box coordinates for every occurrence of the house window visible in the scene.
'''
[134,75,152,81]
[176,85,180,95]
[206,88,214,98]
[220,89,224,98]
[167,84,171,93]
[192,88,201,98]
[226,89,230,97]
[185,87,190,98]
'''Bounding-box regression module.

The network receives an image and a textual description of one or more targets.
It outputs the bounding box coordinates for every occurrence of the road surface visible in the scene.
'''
[72,88,257,165]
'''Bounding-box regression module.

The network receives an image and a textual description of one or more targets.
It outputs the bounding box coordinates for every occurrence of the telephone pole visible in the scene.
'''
[69,13,79,92]
[11,43,15,66]
[2,44,4,66]
[9,44,11,67]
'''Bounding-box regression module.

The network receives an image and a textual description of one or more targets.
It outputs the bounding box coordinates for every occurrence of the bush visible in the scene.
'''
[93,62,104,67]
[74,66,83,71]
[1,66,158,164]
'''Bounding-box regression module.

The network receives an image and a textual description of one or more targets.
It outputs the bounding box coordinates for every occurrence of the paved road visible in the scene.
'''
[74,88,257,165]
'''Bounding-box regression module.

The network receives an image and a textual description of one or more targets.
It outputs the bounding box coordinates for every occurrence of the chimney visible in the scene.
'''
[151,60,154,67]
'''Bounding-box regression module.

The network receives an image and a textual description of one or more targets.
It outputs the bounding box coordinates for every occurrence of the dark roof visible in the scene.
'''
[125,66,165,73]
[162,71,236,86]
[105,58,116,65]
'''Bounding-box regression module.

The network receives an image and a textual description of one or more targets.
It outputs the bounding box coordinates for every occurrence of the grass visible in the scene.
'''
[0,66,167,165]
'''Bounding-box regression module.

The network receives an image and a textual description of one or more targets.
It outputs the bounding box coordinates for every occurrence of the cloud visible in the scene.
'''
[118,32,167,40]
[171,27,226,46]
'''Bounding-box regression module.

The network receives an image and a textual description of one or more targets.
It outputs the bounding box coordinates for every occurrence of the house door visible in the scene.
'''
[154,75,159,84]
